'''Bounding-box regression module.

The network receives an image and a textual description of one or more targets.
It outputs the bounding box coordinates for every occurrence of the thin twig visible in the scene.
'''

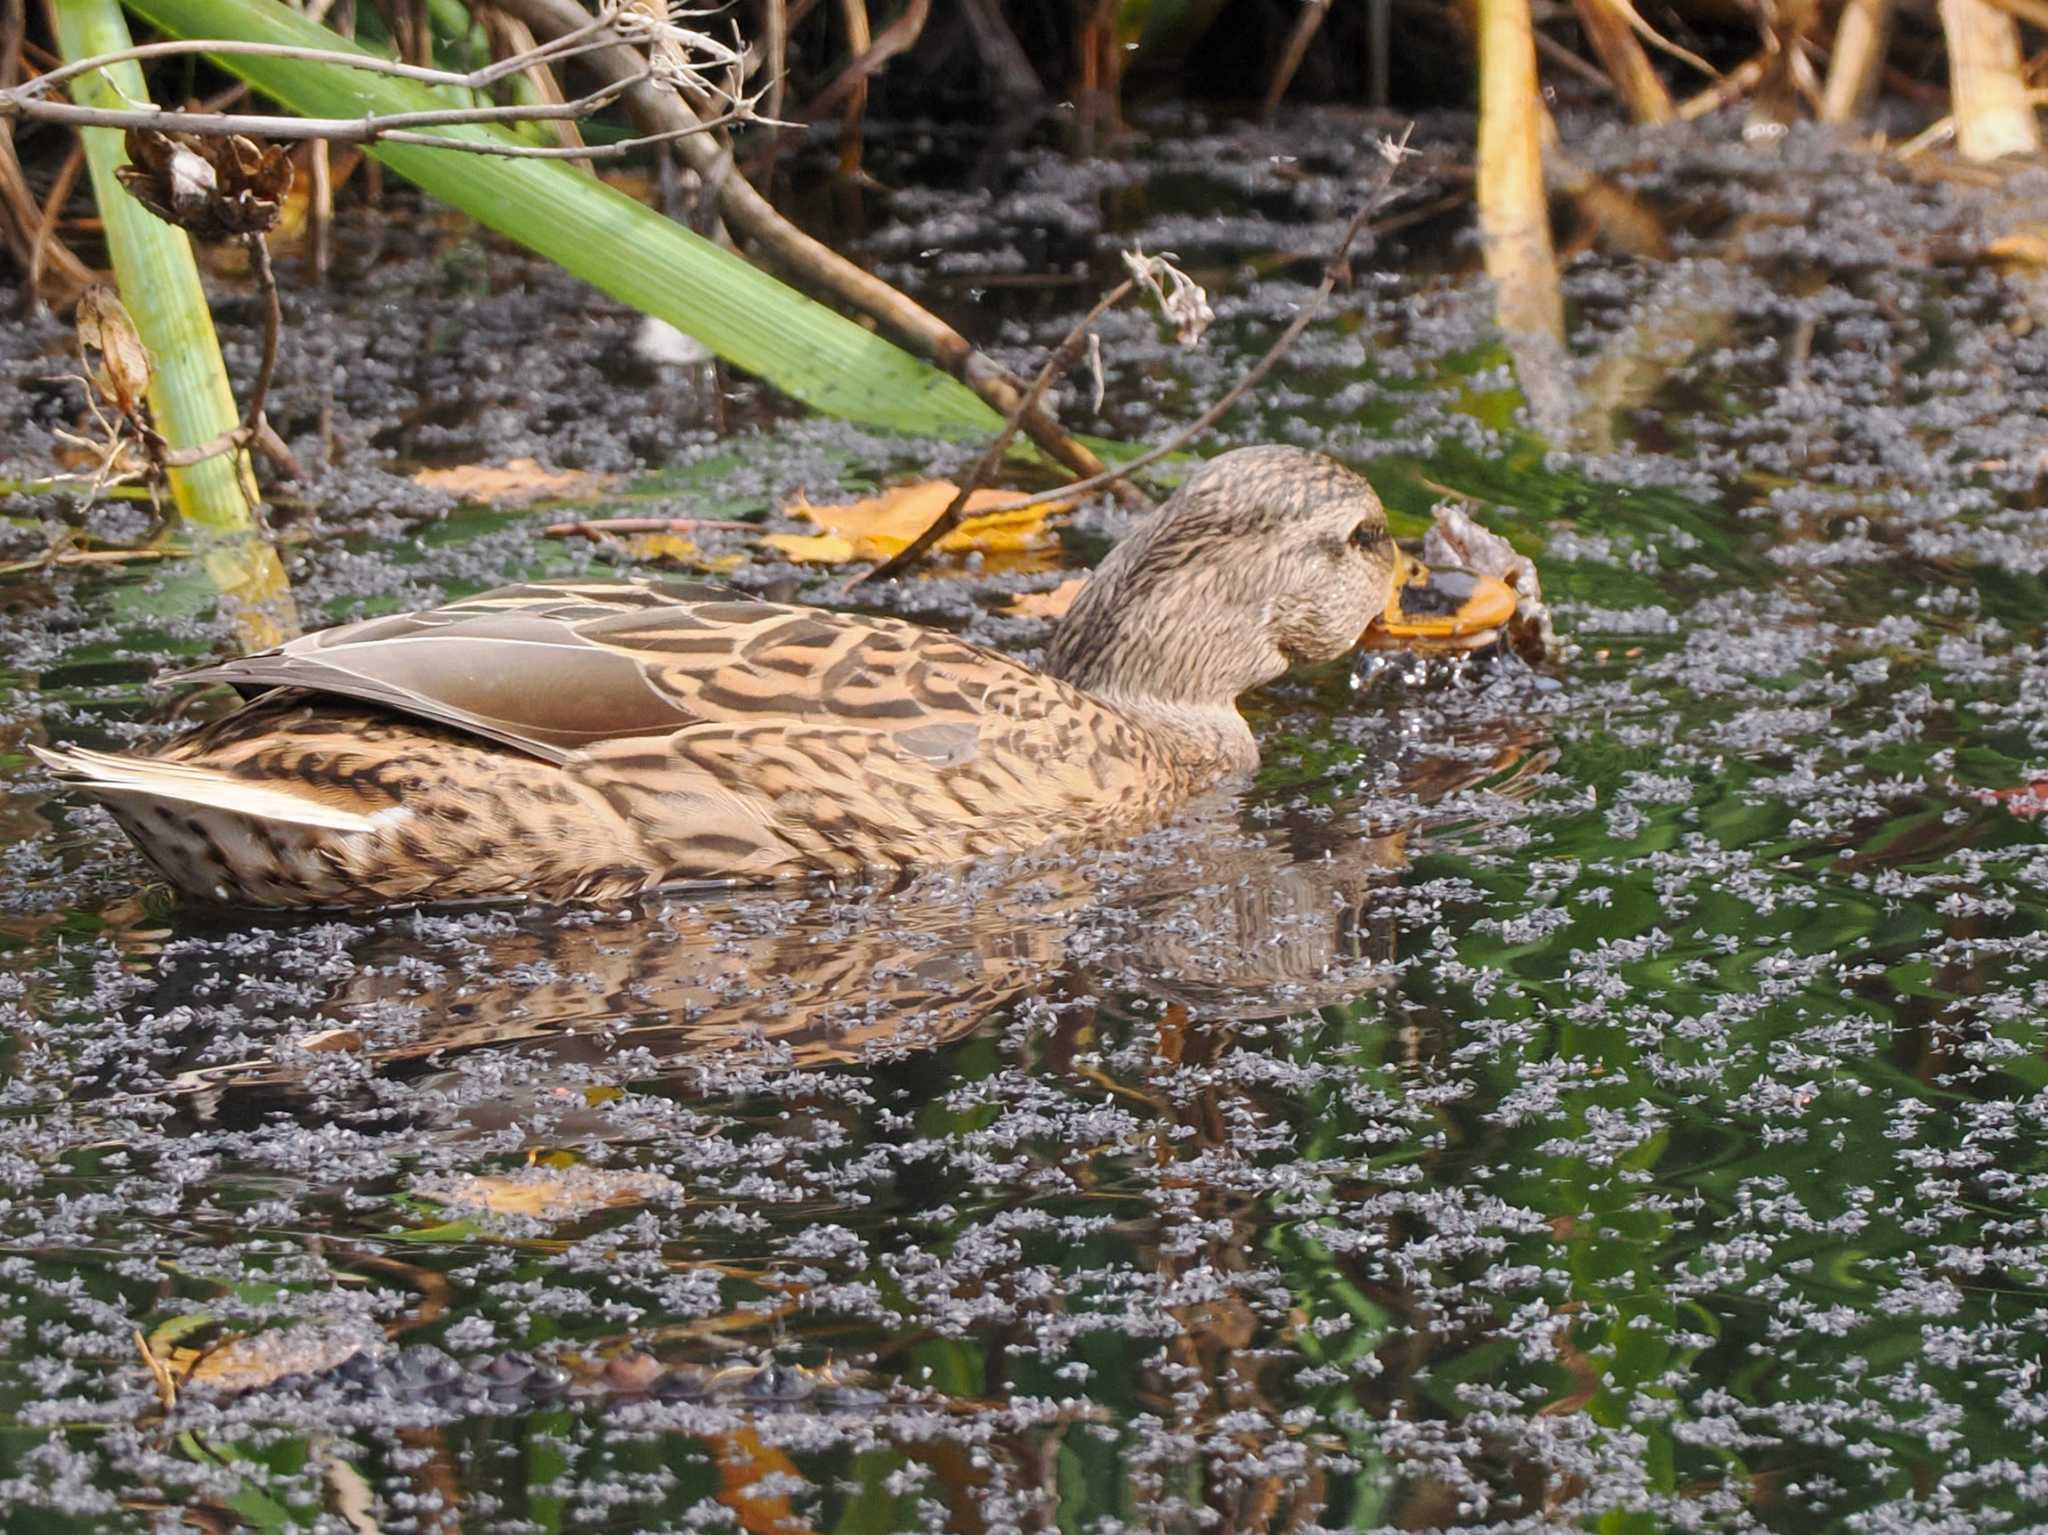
[241,234,280,439]
[26,139,83,297]
[4,5,771,153]
[1261,0,1333,117]
[806,0,932,120]
[857,131,1416,572]
[236,234,305,480]
[543,515,758,540]
[848,276,1138,589]
[6,92,762,157]
[16,7,638,101]
[134,1328,178,1414]
[0,546,173,577]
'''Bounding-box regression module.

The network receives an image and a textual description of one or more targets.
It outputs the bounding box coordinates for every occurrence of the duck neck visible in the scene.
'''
[1042,556,1283,779]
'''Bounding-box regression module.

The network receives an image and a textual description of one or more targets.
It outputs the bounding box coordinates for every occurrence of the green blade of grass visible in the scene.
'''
[121,0,1001,439]
[54,0,299,646]
[52,0,260,532]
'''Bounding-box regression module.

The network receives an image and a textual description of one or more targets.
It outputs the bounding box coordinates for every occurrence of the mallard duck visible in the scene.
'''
[35,445,1502,909]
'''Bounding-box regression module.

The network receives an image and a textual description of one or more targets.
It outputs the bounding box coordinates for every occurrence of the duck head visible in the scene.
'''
[1044,445,1406,773]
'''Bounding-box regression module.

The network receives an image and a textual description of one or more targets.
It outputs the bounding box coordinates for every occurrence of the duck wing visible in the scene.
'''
[175,579,1051,769]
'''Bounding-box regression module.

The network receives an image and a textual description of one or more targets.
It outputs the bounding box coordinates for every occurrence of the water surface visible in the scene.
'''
[2,114,2046,1533]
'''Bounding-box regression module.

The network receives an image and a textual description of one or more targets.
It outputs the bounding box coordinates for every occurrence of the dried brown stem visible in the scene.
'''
[848,275,1139,588]
[133,1328,178,1414]
[1820,0,1892,122]
[1572,0,1675,123]
[1261,0,1333,118]
[485,9,592,165]
[1676,51,1769,119]
[1533,31,1620,98]
[1477,0,1563,342]
[241,234,281,439]
[0,545,173,577]
[829,0,871,174]
[307,139,332,280]
[762,0,788,122]
[806,0,931,120]
[1941,0,2040,160]
[27,139,83,297]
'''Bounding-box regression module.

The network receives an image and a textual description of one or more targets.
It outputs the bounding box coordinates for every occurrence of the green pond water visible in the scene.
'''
[1,114,2046,1533]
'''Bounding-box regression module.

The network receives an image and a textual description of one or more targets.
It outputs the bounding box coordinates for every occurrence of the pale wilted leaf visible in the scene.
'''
[417,1166,682,1222]
[181,1324,374,1394]
[75,286,152,414]
[1122,248,1214,347]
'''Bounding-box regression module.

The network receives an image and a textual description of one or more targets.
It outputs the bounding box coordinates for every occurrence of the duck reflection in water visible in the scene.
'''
[126,711,1545,1130]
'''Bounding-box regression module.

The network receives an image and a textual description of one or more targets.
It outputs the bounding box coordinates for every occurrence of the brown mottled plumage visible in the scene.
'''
[35,445,1403,908]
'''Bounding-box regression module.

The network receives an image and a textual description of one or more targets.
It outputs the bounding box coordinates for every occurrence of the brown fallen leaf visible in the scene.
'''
[1421,504,1564,665]
[411,457,617,507]
[1005,577,1087,619]
[416,1166,682,1222]
[765,480,1072,565]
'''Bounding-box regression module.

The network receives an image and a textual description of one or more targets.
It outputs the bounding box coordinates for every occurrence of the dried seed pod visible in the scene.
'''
[117,127,294,241]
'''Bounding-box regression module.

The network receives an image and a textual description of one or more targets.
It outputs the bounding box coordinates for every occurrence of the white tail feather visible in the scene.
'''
[31,744,379,834]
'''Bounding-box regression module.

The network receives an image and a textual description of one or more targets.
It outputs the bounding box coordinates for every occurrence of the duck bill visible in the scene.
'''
[1358,552,1518,653]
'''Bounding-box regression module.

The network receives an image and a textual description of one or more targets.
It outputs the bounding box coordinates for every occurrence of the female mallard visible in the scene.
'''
[35,446,1492,908]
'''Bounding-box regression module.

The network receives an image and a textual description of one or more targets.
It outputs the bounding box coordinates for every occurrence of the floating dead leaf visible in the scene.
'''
[762,531,856,564]
[623,532,742,574]
[417,1166,681,1222]
[181,1324,373,1394]
[1006,577,1087,620]
[1984,229,2048,268]
[1362,562,1519,654]
[765,481,1070,565]
[631,531,699,563]
[411,458,616,507]
[296,1027,363,1053]
[1423,504,1564,665]
[75,286,152,416]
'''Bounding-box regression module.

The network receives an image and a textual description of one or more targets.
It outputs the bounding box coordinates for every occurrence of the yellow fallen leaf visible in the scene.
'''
[761,531,857,564]
[411,458,616,507]
[777,480,1072,564]
[1006,577,1087,619]
[629,532,699,563]
[1986,230,2048,267]
[417,1167,681,1222]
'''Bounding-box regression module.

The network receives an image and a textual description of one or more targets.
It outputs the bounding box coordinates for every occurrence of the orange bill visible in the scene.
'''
[1360,554,1518,652]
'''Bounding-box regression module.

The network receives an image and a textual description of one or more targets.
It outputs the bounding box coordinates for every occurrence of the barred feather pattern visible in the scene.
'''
[38,446,1400,908]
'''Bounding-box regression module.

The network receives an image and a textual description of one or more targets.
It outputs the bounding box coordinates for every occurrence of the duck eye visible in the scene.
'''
[1351,522,1385,552]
